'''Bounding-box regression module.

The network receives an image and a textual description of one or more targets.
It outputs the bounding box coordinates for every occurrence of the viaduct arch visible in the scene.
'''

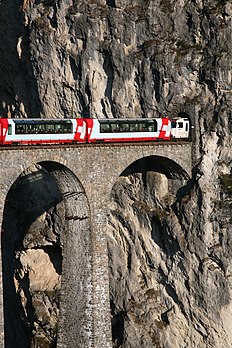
[0,142,192,347]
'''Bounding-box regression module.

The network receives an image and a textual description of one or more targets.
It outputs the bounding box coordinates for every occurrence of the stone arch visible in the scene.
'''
[121,155,189,179]
[120,155,189,196]
[172,104,195,126]
[177,111,192,124]
[2,161,93,348]
[108,155,190,347]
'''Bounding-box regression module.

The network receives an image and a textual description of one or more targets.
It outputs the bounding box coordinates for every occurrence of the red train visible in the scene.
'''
[0,117,190,145]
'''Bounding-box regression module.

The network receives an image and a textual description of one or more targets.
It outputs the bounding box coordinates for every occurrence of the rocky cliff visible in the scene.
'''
[0,0,232,347]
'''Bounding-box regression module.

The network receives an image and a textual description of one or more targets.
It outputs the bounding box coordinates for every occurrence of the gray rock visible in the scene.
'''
[0,0,232,347]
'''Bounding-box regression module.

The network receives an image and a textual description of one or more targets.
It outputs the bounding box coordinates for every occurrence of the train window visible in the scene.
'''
[119,123,129,132]
[139,122,148,131]
[62,121,72,133]
[37,124,44,133]
[26,123,40,134]
[44,124,51,133]
[147,121,156,132]
[130,123,139,132]
[15,124,25,134]
[24,124,35,133]
[100,123,111,133]
[33,124,44,134]
[186,123,189,131]
[8,125,12,135]
[136,120,157,132]
[171,121,176,128]
[48,124,55,133]
[146,120,157,132]
[55,124,61,133]
[178,122,183,128]
[111,123,119,132]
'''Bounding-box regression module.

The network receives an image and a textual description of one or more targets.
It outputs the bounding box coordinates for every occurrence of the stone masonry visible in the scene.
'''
[0,142,192,348]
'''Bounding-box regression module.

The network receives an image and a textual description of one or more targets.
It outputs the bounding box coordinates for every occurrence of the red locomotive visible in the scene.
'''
[0,117,189,145]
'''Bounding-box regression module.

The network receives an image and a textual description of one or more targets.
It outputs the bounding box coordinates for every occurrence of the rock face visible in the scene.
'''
[108,169,232,347]
[1,0,231,122]
[0,0,232,347]
[3,164,64,347]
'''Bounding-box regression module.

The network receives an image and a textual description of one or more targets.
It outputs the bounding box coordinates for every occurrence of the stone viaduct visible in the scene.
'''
[0,142,192,348]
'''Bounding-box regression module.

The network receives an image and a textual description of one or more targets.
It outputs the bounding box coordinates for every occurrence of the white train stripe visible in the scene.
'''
[77,125,85,139]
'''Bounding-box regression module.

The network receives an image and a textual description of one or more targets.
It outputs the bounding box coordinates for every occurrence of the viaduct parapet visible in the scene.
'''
[0,142,192,348]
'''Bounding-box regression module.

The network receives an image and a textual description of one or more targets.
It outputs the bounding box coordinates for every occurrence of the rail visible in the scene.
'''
[0,140,191,151]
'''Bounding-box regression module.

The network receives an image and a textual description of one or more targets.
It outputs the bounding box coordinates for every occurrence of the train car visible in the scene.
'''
[170,117,189,139]
[0,117,190,145]
[84,118,172,142]
[0,118,86,145]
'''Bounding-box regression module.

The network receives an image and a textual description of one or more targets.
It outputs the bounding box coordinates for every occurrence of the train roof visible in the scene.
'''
[11,119,72,124]
[96,117,168,122]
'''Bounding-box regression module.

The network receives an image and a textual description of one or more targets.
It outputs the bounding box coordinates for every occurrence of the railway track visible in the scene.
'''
[0,140,191,151]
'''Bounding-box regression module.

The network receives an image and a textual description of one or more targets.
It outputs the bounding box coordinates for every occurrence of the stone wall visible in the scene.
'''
[0,142,192,347]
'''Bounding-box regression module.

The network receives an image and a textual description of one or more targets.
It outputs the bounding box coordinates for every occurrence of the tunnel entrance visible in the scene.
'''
[176,111,193,141]
[108,155,189,348]
[2,161,92,348]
